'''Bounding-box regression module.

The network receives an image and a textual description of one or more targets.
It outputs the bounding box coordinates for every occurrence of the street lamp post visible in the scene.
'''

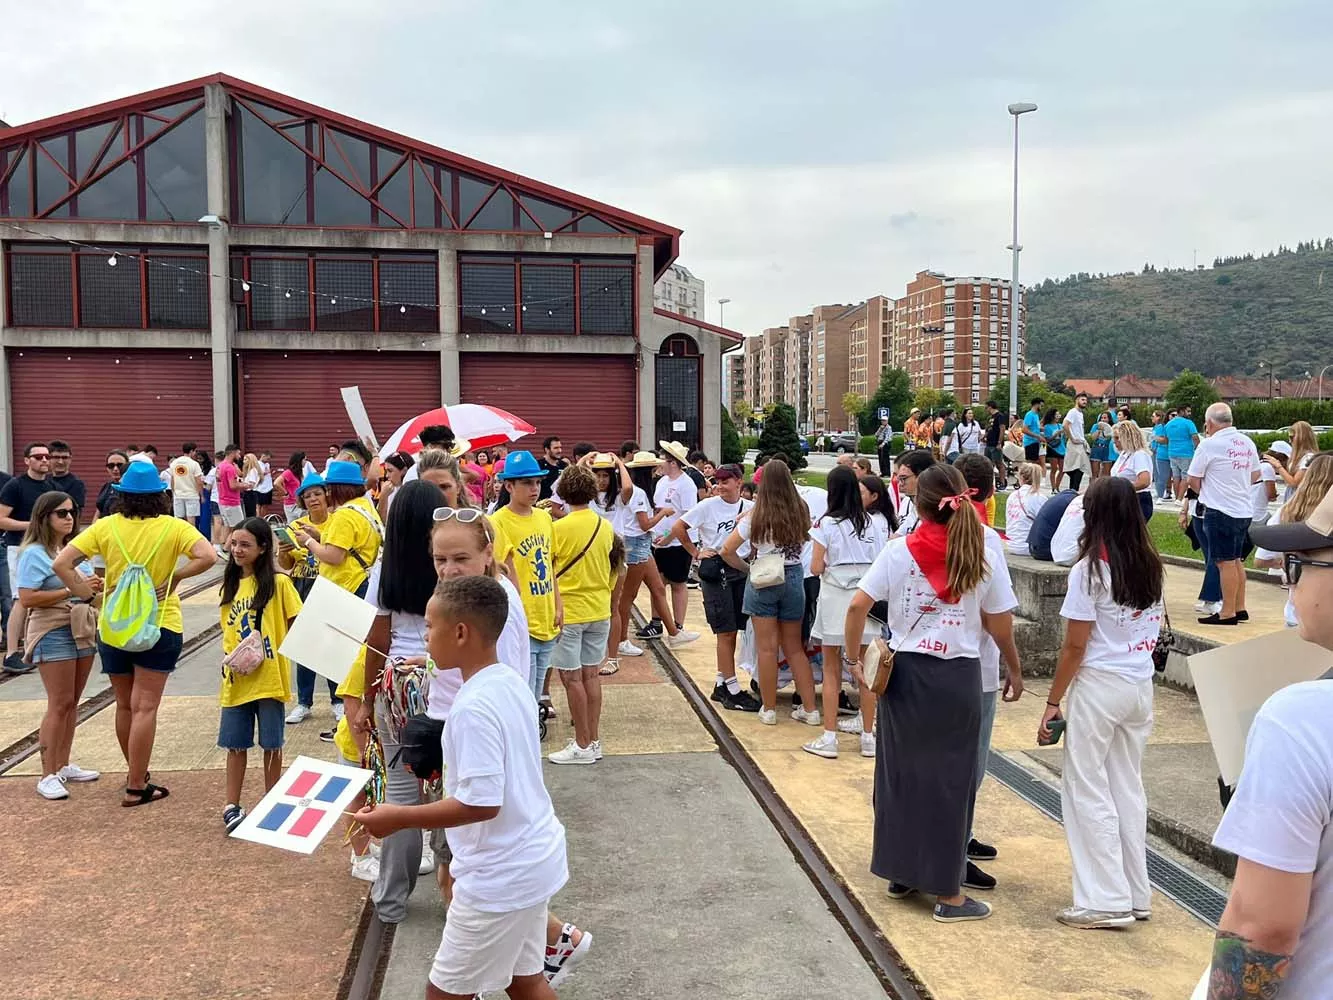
[1258,359,1274,402]
[1318,364,1333,402]
[1006,102,1038,420]
[718,297,731,327]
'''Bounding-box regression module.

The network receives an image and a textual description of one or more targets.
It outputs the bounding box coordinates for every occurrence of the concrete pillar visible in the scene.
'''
[636,244,657,447]
[203,83,234,450]
[701,335,722,462]
[438,247,460,404]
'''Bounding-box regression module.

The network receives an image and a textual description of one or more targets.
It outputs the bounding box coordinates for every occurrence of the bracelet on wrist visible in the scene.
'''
[1046,700,1061,709]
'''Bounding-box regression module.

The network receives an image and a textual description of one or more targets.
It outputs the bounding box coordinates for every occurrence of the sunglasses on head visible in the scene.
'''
[432,507,485,524]
[1284,552,1333,586]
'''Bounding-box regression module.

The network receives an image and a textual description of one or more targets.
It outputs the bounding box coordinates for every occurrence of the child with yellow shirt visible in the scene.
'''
[277,473,339,724]
[218,518,303,833]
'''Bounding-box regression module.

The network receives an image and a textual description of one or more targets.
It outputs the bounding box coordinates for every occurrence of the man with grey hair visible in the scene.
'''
[1188,402,1260,625]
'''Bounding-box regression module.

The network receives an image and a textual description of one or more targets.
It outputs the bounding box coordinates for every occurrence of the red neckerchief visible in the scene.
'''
[905,519,958,603]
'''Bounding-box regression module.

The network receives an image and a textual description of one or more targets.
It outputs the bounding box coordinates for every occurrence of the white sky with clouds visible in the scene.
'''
[3,0,1331,335]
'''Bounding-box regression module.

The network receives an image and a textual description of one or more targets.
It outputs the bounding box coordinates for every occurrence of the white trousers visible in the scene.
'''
[1062,667,1153,912]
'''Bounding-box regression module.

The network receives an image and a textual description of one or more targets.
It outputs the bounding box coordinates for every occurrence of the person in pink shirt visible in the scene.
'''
[279,453,305,522]
[214,444,244,553]
[461,451,487,505]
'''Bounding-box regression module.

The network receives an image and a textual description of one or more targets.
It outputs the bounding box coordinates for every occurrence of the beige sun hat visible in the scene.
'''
[590,452,618,469]
[626,450,663,468]
[658,440,690,465]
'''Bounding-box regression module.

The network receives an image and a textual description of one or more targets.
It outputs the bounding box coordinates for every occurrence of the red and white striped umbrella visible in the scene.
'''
[378,404,536,458]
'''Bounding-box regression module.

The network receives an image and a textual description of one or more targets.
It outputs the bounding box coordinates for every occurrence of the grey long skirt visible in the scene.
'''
[870,650,982,897]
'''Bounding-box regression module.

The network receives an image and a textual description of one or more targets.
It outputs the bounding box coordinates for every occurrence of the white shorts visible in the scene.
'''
[6,545,18,594]
[173,497,201,519]
[810,579,878,647]
[219,504,245,528]
[430,898,547,995]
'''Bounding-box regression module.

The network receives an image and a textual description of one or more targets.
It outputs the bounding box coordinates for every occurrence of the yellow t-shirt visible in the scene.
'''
[219,574,303,707]
[318,503,381,594]
[335,647,367,699]
[286,515,322,581]
[333,714,361,763]
[552,507,613,625]
[71,514,204,635]
[490,505,558,641]
[984,494,996,528]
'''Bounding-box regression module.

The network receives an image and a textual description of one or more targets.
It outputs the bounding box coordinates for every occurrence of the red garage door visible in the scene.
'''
[236,350,441,461]
[8,348,212,474]
[459,353,636,453]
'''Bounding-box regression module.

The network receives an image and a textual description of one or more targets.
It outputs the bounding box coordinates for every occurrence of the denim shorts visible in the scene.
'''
[1204,508,1252,562]
[1169,455,1192,478]
[218,697,286,751]
[29,625,95,664]
[553,619,611,669]
[529,635,556,702]
[98,628,184,674]
[742,564,806,622]
[624,533,653,566]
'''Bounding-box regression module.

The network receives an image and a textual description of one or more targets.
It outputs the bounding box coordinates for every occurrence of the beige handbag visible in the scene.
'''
[749,552,785,589]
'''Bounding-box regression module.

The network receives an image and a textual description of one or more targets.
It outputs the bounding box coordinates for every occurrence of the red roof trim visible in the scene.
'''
[654,307,743,343]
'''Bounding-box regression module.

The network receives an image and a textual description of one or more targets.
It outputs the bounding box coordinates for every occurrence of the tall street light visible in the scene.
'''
[1318,364,1333,402]
[1006,101,1037,420]
[718,297,732,327]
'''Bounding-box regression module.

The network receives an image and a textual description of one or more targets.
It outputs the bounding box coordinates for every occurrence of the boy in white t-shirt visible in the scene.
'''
[356,575,568,1000]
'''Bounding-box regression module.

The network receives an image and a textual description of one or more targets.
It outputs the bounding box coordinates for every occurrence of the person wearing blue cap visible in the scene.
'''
[53,461,218,806]
[278,472,338,724]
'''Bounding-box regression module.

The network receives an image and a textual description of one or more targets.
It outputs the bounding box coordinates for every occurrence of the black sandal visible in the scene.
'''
[122,783,170,807]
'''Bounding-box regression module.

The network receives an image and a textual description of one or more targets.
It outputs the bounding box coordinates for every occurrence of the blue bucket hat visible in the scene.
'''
[495,450,543,480]
[296,472,325,497]
[114,460,168,494]
[324,460,366,487]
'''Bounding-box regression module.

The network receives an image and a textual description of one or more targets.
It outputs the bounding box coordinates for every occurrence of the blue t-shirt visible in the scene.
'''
[1163,416,1199,459]
[1023,411,1043,446]
[1044,423,1066,456]
[16,545,93,592]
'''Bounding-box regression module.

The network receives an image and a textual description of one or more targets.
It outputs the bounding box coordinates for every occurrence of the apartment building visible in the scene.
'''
[724,350,745,413]
[892,271,1024,404]
[847,294,894,398]
[756,325,789,410]
[783,314,813,430]
[653,263,706,320]
[809,303,859,431]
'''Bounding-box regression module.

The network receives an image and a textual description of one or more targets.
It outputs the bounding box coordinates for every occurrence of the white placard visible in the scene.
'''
[230,755,372,854]
[278,576,376,687]
[672,421,686,432]
[341,386,380,453]
[1188,628,1333,785]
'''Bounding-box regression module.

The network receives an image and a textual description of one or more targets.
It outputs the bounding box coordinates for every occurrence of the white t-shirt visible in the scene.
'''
[1187,427,1261,519]
[612,487,652,539]
[443,663,568,912]
[427,574,530,722]
[1252,463,1278,520]
[168,455,203,499]
[681,496,752,552]
[1004,485,1047,557]
[796,485,828,576]
[809,514,888,567]
[1110,450,1153,493]
[953,421,984,455]
[204,467,218,492]
[1059,557,1162,681]
[978,527,1017,693]
[257,461,273,493]
[1063,407,1087,445]
[1286,452,1314,503]
[1050,495,1085,566]
[1213,680,1333,997]
[892,484,919,537]
[653,472,698,548]
[857,537,1016,661]
[366,562,429,660]
[735,512,804,566]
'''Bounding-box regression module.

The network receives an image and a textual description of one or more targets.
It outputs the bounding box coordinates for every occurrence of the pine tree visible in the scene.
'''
[720,407,744,464]
[756,403,806,470]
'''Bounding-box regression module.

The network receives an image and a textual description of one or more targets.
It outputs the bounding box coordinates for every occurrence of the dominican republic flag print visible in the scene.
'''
[230,755,373,855]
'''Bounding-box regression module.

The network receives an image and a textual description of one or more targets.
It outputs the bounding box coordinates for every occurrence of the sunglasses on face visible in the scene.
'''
[432,507,485,524]
[1284,552,1333,586]
[52,508,75,519]
[106,462,126,470]
[29,453,50,461]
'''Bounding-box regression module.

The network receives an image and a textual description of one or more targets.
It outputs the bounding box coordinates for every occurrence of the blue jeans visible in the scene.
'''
[1153,457,1172,499]
[1196,512,1222,603]
[970,689,999,840]
[530,635,557,703]
[0,542,10,636]
[197,488,213,540]
[296,665,341,708]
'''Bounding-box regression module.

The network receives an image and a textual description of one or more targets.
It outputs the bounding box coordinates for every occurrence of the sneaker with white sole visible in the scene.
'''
[350,853,380,882]
[58,763,100,783]
[223,803,246,833]
[791,707,821,726]
[419,847,437,875]
[934,897,993,923]
[859,732,876,758]
[332,702,346,724]
[590,740,604,761]
[665,629,700,648]
[802,731,839,759]
[617,640,644,657]
[1194,600,1222,614]
[634,620,665,640]
[548,740,598,765]
[544,924,593,987]
[837,715,864,735]
[1132,909,1152,922]
[757,708,777,726]
[37,774,69,800]
[285,704,312,724]
[1056,906,1135,929]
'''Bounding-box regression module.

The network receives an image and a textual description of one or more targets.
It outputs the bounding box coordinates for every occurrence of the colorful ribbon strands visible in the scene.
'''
[362,731,388,806]
[379,659,430,736]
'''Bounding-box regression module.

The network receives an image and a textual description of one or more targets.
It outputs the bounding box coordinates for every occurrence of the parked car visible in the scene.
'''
[829,431,859,454]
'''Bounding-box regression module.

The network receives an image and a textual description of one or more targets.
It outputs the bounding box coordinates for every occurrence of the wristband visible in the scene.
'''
[1046,700,1060,709]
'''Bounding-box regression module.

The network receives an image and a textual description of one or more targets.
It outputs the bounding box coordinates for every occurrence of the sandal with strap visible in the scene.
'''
[598,658,620,676]
[122,783,170,807]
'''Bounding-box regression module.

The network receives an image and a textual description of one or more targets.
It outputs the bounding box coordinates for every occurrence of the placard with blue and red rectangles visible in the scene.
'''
[229,755,373,854]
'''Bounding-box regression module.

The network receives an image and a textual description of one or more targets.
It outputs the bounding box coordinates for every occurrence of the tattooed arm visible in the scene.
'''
[1208,858,1312,998]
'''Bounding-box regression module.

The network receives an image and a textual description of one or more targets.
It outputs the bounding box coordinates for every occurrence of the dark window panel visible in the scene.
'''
[329,128,371,190]
[250,258,311,330]
[313,166,371,226]
[379,260,437,332]
[376,161,411,227]
[7,252,73,325]
[143,110,206,222]
[35,142,70,217]
[74,121,117,180]
[520,264,575,334]
[467,186,515,230]
[237,105,309,224]
[655,356,700,450]
[146,255,209,329]
[280,122,313,151]
[73,158,140,221]
[460,261,516,335]
[243,100,293,125]
[519,195,575,232]
[314,258,374,331]
[0,146,30,216]
[77,252,142,328]
[375,145,403,183]
[143,100,199,126]
[413,162,439,228]
[579,264,634,335]
[457,174,493,226]
[575,214,620,234]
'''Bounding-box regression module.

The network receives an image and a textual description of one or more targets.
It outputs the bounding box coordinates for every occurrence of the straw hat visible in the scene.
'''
[625,450,663,469]
[658,440,690,465]
[590,452,618,469]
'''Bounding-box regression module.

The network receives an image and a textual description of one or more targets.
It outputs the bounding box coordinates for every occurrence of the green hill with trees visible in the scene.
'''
[1026,239,1333,380]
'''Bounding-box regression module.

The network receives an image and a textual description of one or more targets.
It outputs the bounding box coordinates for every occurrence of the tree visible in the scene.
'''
[720,407,744,464]
[861,367,914,434]
[913,386,942,414]
[937,392,961,413]
[841,391,867,431]
[731,398,754,429]
[756,402,807,470]
[1164,370,1219,426]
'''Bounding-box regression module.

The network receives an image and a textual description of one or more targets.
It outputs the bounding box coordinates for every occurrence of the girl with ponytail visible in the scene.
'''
[842,464,1020,925]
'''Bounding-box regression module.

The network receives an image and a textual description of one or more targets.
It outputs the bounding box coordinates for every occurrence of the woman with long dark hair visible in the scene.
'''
[19,491,102,799]
[1040,477,1163,929]
[721,459,818,726]
[1044,407,1066,493]
[377,451,415,521]
[857,474,900,536]
[279,453,306,522]
[843,464,1019,923]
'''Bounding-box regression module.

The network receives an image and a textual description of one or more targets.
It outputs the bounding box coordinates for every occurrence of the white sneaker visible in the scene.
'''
[666,629,700,648]
[860,732,876,758]
[350,853,380,882]
[332,702,346,724]
[419,847,437,875]
[285,704,312,724]
[548,740,598,765]
[617,640,644,657]
[37,774,69,800]
[1055,906,1135,929]
[837,716,864,734]
[791,707,821,726]
[757,708,777,726]
[802,731,839,759]
[58,763,100,782]
[590,739,604,760]
[1194,600,1222,613]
